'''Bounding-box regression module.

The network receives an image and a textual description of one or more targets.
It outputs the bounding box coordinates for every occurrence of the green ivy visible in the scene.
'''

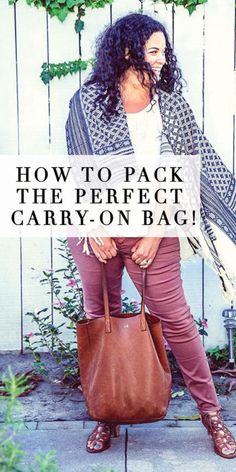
[8,0,113,22]
[153,0,208,15]
[40,58,93,84]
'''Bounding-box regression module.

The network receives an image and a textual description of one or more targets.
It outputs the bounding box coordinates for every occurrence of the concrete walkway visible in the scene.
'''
[1,352,236,472]
[18,420,236,472]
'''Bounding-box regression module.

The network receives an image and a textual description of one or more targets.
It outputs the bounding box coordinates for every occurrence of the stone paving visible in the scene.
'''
[1,352,236,471]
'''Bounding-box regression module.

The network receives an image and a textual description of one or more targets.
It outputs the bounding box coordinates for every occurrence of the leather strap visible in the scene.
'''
[140,268,146,331]
[102,264,147,333]
[101,263,112,333]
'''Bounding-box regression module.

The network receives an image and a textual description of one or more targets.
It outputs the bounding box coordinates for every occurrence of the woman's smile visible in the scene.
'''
[144,31,166,77]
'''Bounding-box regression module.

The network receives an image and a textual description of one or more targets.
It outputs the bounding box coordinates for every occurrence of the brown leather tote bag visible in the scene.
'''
[76,266,172,424]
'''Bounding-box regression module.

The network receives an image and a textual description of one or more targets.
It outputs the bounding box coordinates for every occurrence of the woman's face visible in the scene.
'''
[144,31,166,79]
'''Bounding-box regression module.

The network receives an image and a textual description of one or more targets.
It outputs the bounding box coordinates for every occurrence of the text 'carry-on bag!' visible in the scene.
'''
[76,266,172,424]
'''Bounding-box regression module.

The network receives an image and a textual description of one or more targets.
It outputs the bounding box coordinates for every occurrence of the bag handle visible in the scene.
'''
[101,264,147,333]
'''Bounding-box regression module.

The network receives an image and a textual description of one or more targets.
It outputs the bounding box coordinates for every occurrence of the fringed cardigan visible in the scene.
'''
[65,82,236,301]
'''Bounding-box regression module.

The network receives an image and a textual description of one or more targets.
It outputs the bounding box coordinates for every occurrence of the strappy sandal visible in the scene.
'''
[86,422,120,453]
[201,411,236,459]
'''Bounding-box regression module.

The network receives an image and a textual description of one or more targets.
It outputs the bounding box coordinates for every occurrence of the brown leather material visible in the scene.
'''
[76,266,172,424]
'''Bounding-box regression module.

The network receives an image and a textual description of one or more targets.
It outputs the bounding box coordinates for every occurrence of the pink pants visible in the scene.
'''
[68,236,221,414]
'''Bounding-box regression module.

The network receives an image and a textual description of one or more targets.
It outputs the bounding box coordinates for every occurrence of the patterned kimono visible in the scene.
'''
[65,82,236,300]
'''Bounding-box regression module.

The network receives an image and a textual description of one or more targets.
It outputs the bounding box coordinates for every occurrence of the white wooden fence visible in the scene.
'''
[0,0,235,351]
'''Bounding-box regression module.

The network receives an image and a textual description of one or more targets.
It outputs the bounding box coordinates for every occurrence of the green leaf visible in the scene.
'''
[207,345,221,356]
[75,19,84,33]
[48,1,60,9]
[55,6,70,21]
[187,5,196,14]
[66,0,77,7]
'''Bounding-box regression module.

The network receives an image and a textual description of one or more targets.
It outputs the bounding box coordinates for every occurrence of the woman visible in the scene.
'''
[66,13,236,458]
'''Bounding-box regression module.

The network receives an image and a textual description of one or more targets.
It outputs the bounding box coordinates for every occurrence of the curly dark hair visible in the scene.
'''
[86,13,184,117]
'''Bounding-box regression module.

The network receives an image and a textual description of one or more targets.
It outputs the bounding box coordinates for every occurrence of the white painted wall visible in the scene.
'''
[0,0,235,351]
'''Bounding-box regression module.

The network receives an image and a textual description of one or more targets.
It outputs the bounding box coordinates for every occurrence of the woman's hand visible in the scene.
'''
[131,237,162,267]
[89,236,117,264]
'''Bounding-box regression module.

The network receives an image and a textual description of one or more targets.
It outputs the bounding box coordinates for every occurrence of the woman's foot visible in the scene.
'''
[86,422,120,453]
[201,411,236,458]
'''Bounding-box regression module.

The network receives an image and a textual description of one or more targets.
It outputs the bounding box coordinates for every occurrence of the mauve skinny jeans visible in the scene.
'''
[68,236,221,414]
